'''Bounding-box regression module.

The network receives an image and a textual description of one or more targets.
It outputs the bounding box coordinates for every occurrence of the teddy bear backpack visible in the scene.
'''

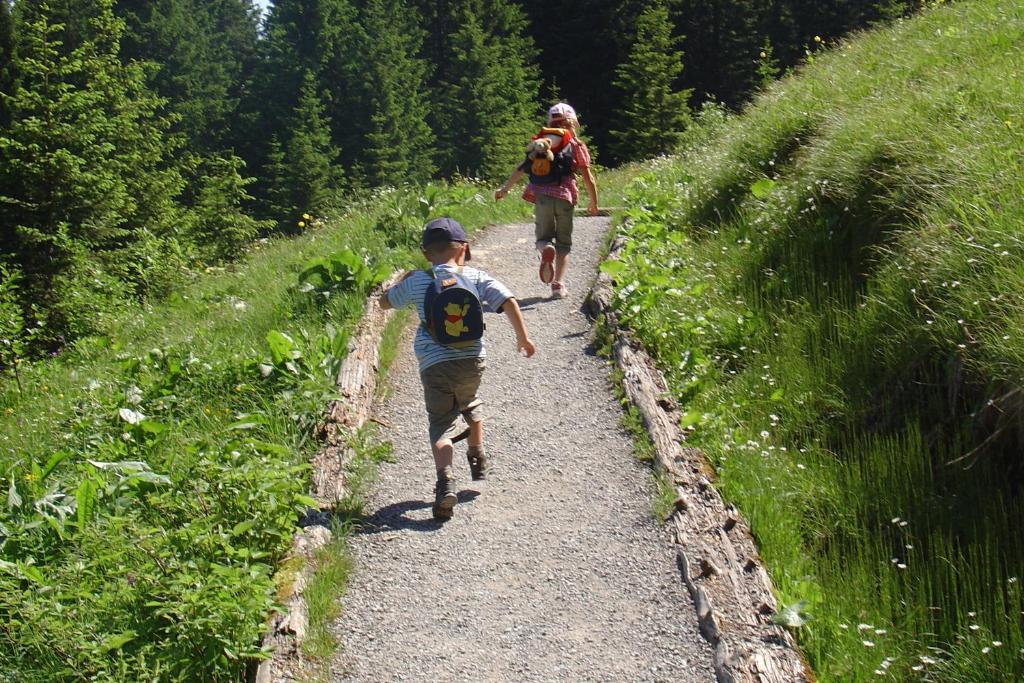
[525,127,574,185]
[422,267,485,348]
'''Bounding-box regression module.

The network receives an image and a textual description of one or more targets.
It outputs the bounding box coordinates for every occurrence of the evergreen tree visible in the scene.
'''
[354,0,435,186]
[116,0,260,157]
[518,0,645,158]
[287,70,340,219]
[115,0,266,264]
[425,0,540,179]
[609,1,692,162]
[183,154,271,261]
[0,0,183,339]
[262,70,339,227]
[206,0,262,157]
[672,0,766,108]
[250,0,359,202]
[260,135,292,224]
[0,0,14,128]
[0,0,17,260]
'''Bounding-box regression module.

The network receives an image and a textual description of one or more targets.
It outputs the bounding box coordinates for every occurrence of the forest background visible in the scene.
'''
[0,0,919,354]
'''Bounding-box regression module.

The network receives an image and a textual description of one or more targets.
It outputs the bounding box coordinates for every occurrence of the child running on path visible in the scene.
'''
[494,102,599,299]
[379,217,536,520]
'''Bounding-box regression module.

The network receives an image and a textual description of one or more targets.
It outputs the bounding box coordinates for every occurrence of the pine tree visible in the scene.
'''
[205,0,262,157]
[673,0,766,108]
[354,0,435,186]
[115,0,266,263]
[424,0,540,179]
[0,0,15,129]
[288,71,340,220]
[0,0,17,260]
[183,154,271,261]
[518,0,645,159]
[609,1,692,162]
[12,0,105,54]
[0,0,183,339]
[262,70,340,228]
[260,135,292,224]
[250,0,359,201]
[116,0,260,157]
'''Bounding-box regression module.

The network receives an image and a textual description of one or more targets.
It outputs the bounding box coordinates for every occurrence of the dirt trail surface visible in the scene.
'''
[329,217,715,682]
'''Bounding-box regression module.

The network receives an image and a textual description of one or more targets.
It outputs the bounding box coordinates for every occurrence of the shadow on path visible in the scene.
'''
[355,490,481,534]
[514,295,555,311]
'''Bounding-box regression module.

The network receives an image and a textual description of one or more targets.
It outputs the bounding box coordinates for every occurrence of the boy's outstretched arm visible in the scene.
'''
[378,270,417,310]
[501,298,535,357]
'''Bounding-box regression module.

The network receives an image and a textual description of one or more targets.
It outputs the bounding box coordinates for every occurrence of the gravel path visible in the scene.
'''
[329,217,714,682]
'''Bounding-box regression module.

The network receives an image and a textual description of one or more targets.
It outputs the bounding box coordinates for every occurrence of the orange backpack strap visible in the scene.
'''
[533,127,572,152]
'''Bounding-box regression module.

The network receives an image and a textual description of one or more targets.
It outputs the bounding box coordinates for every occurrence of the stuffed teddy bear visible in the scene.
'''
[525,137,554,162]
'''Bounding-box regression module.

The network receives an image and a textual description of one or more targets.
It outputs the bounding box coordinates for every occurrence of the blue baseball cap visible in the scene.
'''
[421,217,471,260]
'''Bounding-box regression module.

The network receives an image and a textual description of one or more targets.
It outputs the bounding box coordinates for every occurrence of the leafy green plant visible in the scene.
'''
[297,249,391,300]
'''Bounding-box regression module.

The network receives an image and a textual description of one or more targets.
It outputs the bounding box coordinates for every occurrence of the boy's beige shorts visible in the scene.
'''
[420,357,486,443]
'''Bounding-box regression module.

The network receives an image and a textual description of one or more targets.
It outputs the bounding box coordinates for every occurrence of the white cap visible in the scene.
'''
[547,102,577,123]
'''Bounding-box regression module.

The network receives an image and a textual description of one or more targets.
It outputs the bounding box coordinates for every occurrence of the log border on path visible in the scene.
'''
[586,237,813,683]
[255,273,402,683]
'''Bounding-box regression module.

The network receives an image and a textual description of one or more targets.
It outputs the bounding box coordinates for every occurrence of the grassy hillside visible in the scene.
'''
[605,0,1024,680]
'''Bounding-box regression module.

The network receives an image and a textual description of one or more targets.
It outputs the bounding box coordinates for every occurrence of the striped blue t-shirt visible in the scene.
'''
[385,265,514,373]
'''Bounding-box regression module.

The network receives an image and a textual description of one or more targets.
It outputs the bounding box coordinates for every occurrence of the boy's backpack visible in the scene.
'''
[526,127,574,185]
[423,268,485,348]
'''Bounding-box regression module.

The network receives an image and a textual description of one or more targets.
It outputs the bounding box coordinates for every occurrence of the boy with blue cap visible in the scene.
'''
[380,217,536,520]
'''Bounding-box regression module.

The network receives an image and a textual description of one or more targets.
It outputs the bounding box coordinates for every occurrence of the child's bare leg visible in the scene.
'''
[466,419,487,480]
[554,252,569,282]
[467,419,483,448]
[431,436,457,520]
[431,438,454,474]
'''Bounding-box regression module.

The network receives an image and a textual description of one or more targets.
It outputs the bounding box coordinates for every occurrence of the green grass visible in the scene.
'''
[300,428,393,672]
[606,1,1024,680]
[302,535,355,662]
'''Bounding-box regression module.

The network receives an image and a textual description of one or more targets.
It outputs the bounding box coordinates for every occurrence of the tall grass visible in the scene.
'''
[607,0,1024,679]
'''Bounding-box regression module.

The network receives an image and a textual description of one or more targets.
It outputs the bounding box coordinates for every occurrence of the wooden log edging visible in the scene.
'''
[587,238,812,683]
[256,273,402,683]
